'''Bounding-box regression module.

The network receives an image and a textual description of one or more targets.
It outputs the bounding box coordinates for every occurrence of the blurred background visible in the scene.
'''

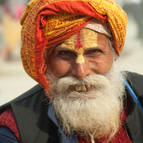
[0,0,143,105]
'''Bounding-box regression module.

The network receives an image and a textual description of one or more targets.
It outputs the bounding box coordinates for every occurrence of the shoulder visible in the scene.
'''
[12,84,44,103]
[125,71,143,98]
[0,84,48,113]
[126,71,143,83]
[124,72,143,142]
[0,85,50,143]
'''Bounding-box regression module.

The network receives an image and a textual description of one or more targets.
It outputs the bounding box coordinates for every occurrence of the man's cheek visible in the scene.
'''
[50,59,71,77]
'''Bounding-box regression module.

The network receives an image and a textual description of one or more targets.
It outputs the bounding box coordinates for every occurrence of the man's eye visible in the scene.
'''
[57,50,76,60]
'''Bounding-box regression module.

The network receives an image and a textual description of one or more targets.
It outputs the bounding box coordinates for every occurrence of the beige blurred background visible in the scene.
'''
[0,0,143,106]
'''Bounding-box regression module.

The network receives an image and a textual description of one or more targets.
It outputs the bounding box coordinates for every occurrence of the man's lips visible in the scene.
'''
[68,84,96,93]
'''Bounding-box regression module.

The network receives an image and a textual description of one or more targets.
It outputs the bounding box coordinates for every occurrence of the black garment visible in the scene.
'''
[1,72,143,143]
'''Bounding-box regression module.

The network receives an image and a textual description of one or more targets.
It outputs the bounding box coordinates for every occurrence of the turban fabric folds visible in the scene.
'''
[21,0,127,97]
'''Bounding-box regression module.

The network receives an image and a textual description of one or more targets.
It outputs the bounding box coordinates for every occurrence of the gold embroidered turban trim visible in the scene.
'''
[21,0,127,97]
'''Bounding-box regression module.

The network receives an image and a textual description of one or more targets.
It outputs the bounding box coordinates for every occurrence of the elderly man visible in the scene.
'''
[0,0,143,143]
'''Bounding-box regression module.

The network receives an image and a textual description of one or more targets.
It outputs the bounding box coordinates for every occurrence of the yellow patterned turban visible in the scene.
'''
[21,0,127,97]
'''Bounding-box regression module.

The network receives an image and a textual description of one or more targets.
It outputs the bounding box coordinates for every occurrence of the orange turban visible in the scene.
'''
[21,0,127,97]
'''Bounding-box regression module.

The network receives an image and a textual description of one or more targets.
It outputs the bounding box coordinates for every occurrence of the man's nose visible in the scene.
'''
[72,63,90,78]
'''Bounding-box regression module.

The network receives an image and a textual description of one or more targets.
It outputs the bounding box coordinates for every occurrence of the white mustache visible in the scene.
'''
[55,74,110,94]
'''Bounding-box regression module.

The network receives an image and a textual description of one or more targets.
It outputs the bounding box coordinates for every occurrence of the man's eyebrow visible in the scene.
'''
[84,47,102,54]
[57,47,76,53]
[84,47,99,52]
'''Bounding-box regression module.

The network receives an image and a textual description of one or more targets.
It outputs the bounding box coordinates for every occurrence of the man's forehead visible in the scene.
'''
[59,28,98,52]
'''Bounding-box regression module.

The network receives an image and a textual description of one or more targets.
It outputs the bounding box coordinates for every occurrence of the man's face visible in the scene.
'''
[46,28,114,80]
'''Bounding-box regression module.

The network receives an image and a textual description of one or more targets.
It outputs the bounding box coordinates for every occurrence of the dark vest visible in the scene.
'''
[1,72,143,143]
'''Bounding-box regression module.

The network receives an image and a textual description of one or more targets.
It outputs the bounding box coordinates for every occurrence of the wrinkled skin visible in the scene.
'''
[46,28,114,79]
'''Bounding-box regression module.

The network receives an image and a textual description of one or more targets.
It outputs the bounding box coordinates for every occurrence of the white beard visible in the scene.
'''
[47,64,125,141]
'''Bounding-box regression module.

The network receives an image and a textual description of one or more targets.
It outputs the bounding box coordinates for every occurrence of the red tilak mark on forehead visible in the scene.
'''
[75,31,82,49]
